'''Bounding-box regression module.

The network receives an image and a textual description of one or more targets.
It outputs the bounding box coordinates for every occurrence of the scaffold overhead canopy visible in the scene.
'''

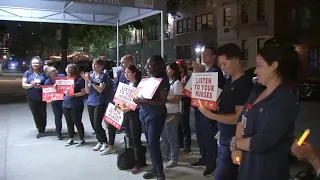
[0,0,166,26]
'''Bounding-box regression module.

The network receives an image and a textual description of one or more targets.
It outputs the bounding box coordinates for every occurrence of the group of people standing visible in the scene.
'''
[22,38,320,180]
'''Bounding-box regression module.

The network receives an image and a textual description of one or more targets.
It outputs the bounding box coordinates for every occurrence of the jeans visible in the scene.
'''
[27,97,47,133]
[124,110,143,165]
[88,104,108,143]
[214,145,238,180]
[161,113,180,162]
[52,101,63,134]
[144,115,166,174]
[178,97,191,149]
[63,105,84,139]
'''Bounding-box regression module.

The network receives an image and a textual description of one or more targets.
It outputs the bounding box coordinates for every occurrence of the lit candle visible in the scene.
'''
[198,99,204,108]
[297,129,310,146]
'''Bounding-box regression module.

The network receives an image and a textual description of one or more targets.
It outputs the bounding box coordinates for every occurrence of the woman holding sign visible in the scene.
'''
[44,66,66,140]
[63,63,87,147]
[123,65,146,174]
[229,41,300,180]
[133,55,170,180]
[81,59,112,153]
[22,56,47,138]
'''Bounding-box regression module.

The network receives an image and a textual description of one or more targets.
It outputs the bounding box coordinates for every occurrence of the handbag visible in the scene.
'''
[117,135,135,170]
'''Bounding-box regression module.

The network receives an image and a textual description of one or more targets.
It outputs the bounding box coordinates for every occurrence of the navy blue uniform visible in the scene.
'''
[112,69,129,95]
[194,65,225,169]
[62,76,85,139]
[139,75,170,174]
[23,70,48,133]
[214,75,253,180]
[44,73,66,135]
[238,84,299,180]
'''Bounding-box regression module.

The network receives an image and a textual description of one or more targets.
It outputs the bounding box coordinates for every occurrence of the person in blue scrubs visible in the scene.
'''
[133,55,170,180]
[82,59,112,153]
[229,42,301,180]
[22,56,47,138]
[198,43,253,180]
[44,66,66,140]
[63,63,87,147]
[191,46,226,177]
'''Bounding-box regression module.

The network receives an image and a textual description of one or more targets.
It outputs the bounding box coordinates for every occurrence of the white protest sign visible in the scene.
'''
[113,82,137,110]
[103,103,124,130]
[112,66,121,80]
[134,78,162,99]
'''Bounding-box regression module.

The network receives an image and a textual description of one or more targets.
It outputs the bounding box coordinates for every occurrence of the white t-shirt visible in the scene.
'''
[166,80,183,113]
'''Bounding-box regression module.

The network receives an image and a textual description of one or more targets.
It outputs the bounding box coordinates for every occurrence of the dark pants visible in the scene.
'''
[124,111,143,165]
[178,97,191,149]
[52,101,63,134]
[27,97,47,133]
[106,121,117,145]
[88,104,108,143]
[144,115,166,174]
[214,145,238,180]
[63,105,84,139]
[194,108,218,168]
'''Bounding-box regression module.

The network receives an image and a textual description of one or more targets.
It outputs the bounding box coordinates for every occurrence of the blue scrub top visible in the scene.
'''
[87,72,109,106]
[139,74,170,122]
[238,83,299,180]
[23,70,47,100]
[217,75,253,146]
[62,76,85,108]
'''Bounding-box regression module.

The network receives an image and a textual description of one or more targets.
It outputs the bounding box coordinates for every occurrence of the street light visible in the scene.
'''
[195,47,201,53]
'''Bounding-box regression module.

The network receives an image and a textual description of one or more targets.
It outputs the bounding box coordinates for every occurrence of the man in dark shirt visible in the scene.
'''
[199,43,253,180]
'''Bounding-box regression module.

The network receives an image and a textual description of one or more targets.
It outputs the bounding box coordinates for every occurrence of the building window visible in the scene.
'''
[223,7,231,27]
[257,0,265,21]
[177,18,192,34]
[309,48,320,71]
[147,25,159,41]
[242,40,249,60]
[241,2,249,24]
[257,38,265,52]
[195,13,213,31]
[176,45,192,59]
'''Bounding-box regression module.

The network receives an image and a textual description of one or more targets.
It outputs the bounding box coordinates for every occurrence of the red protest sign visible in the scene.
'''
[55,77,74,95]
[191,72,220,110]
[113,82,137,110]
[182,77,192,97]
[134,78,162,99]
[103,103,124,130]
[42,85,64,102]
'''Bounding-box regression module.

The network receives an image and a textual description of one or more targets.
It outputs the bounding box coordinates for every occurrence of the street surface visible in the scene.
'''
[0,72,319,180]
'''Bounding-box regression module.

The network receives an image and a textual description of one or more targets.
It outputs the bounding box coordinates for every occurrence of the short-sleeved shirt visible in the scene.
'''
[23,70,47,100]
[139,74,170,122]
[87,72,109,106]
[166,79,183,113]
[237,83,299,180]
[62,76,85,108]
[217,75,253,145]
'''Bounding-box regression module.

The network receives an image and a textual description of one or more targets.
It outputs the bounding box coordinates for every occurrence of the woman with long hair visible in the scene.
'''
[133,55,170,180]
[230,41,301,180]
[63,63,87,147]
[160,62,183,168]
[45,66,65,140]
[22,56,47,138]
[81,58,111,153]
[123,65,146,174]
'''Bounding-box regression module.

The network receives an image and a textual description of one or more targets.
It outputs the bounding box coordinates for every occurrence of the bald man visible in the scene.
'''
[112,55,135,95]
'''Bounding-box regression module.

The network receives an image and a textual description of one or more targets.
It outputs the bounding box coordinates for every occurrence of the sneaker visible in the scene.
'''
[93,142,103,151]
[36,132,45,138]
[76,139,85,147]
[191,161,205,167]
[65,139,74,147]
[203,167,215,177]
[131,165,141,174]
[180,148,192,157]
[99,143,108,152]
[143,169,157,179]
[100,146,116,155]
[157,174,166,180]
[57,134,63,140]
[166,161,177,168]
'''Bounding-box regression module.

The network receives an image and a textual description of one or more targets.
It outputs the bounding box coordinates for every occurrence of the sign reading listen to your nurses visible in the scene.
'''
[42,85,64,102]
[104,103,124,130]
[55,77,74,95]
[191,72,218,110]
[113,82,137,110]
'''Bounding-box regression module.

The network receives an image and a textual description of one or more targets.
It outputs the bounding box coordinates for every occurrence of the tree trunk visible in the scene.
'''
[60,24,69,73]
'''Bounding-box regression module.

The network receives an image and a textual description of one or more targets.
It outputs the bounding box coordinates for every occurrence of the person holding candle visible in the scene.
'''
[198,43,253,180]
[229,40,301,180]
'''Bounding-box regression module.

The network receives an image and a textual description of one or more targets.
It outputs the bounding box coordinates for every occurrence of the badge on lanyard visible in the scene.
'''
[241,115,247,128]
[34,75,41,84]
